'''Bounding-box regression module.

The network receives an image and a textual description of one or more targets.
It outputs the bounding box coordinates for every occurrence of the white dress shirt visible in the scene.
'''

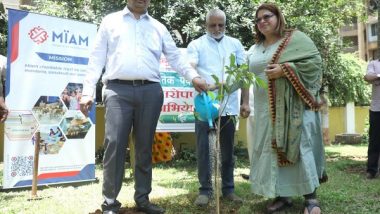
[187,34,245,116]
[82,7,199,97]
[367,60,380,111]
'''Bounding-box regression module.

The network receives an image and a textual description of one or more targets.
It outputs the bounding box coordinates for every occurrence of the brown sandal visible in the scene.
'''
[267,197,292,213]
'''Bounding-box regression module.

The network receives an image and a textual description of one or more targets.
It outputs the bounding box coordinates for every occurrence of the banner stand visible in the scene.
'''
[30,132,40,200]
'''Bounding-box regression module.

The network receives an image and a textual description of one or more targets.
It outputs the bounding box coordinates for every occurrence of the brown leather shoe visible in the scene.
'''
[223,193,243,203]
[267,197,292,213]
[194,195,209,206]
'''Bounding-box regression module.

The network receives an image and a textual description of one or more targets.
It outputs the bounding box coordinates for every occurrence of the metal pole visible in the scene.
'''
[31,131,40,199]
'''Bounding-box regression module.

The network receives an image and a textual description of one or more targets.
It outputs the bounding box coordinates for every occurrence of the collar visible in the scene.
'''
[214,37,224,42]
[206,33,225,43]
[122,6,150,19]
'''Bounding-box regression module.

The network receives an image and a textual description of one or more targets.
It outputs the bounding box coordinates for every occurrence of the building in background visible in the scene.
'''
[1,0,32,11]
[340,0,379,61]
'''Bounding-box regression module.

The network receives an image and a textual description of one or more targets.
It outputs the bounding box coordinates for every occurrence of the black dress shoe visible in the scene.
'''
[102,211,118,214]
[241,173,249,180]
[137,202,165,214]
[101,200,121,214]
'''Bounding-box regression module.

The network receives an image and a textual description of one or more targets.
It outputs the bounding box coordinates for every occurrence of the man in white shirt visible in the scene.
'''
[79,1,207,213]
[0,54,8,122]
[364,59,380,179]
[187,8,250,206]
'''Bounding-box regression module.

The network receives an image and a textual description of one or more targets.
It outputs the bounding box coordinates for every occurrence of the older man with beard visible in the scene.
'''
[187,8,250,206]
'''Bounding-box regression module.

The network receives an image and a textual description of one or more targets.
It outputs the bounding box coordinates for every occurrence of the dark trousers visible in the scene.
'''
[367,110,380,175]
[102,82,163,210]
[195,115,236,196]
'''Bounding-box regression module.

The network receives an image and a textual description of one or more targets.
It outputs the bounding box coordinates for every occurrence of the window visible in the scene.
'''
[371,23,378,37]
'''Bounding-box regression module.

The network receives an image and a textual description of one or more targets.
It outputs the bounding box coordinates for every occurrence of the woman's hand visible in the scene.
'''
[240,103,250,118]
[265,64,284,80]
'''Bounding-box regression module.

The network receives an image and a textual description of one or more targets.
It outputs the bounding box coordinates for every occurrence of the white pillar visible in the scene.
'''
[345,102,356,134]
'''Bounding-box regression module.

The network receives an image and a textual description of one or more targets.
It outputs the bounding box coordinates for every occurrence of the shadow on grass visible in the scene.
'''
[326,150,367,176]
[0,178,100,193]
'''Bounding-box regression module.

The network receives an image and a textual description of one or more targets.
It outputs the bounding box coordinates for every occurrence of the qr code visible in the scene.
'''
[10,156,34,177]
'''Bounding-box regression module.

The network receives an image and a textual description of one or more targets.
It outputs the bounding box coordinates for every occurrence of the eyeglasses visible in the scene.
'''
[254,14,275,24]
[208,23,225,28]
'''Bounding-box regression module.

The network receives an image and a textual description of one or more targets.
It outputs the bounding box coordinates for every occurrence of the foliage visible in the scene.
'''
[0,0,369,106]
[326,53,371,106]
[362,115,370,144]
[95,146,104,164]
[2,145,380,213]
[277,0,367,106]
[0,3,7,56]
[211,54,265,101]
[23,0,99,23]
[149,0,255,48]
[173,147,197,163]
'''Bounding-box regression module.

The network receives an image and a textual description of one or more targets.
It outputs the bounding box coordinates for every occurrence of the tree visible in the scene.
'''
[327,53,370,106]
[2,0,367,105]
[0,3,7,56]
[278,0,367,105]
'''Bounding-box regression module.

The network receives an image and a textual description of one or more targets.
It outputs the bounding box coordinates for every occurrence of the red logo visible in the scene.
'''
[28,26,49,44]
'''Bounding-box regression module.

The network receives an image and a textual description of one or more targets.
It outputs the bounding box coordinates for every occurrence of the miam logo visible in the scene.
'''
[28,26,48,44]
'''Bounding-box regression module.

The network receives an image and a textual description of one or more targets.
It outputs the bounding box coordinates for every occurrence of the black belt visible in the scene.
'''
[108,79,157,86]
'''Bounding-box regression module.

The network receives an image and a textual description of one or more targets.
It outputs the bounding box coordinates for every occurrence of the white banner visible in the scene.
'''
[3,9,97,189]
[157,49,196,132]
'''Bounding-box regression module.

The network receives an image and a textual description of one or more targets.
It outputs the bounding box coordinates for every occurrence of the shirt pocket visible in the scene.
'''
[143,31,162,57]
[107,30,121,53]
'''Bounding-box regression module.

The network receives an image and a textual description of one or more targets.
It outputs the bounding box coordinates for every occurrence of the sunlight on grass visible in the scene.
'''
[2,144,380,213]
[325,144,367,157]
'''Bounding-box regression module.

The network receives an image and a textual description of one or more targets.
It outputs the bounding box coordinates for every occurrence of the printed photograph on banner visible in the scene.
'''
[60,110,92,139]
[5,110,38,141]
[60,82,83,110]
[32,96,66,124]
[38,125,66,155]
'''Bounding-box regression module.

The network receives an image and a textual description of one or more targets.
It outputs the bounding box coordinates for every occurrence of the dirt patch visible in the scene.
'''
[344,164,366,174]
[90,207,145,214]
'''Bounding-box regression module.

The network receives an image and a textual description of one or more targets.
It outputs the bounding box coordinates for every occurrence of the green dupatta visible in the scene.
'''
[268,30,323,166]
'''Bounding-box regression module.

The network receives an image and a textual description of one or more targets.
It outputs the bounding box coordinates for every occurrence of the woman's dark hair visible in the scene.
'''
[254,3,286,43]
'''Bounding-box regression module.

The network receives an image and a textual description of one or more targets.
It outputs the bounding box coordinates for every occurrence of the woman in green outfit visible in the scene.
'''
[246,3,326,214]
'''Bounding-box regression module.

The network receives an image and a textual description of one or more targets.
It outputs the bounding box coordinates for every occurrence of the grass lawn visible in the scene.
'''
[1,144,380,214]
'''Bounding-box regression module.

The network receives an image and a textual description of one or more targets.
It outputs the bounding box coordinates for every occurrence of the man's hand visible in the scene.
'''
[192,77,207,92]
[79,96,93,117]
[240,103,250,118]
[0,96,8,122]
[364,74,380,83]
